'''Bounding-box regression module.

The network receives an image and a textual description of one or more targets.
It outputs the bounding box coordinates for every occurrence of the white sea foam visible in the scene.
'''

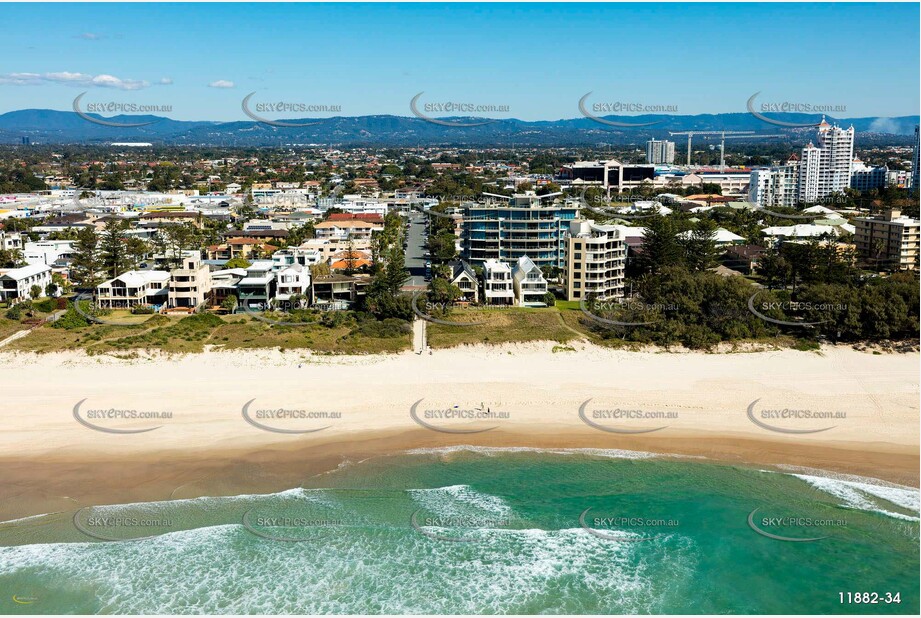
[792,474,920,522]
[408,484,512,518]
[0,522,685,613]
[404,445,658,460]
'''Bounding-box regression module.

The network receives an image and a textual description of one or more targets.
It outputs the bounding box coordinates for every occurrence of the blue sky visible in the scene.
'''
[1,2,918,121]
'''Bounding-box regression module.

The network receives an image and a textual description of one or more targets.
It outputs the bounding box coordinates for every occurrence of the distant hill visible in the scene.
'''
[0,108,917,147]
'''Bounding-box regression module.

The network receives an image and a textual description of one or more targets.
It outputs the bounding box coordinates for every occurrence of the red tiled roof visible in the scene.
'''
[326,213,384,223]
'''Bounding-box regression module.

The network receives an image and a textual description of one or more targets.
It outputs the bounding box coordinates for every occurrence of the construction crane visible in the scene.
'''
[704,134,785,172]
[668,130,755,167]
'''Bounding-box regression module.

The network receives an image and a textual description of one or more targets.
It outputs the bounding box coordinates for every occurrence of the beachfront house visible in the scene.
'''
[447,260,479,303]
[237,260,276,310]
[96,270,170,309]
[0,263,52,303]
[168,252,213,310]
[311,273,370,309]
[208,268,248,309]
[274,264,311,303]
[482,259,515,306]
[511,255,549,306]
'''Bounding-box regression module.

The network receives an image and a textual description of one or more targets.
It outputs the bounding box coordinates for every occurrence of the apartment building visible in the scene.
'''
[749,156,801,208]
[564,220,627,302]
[511,255,549,306]
[646,139,676,165]
[461,191,578,269]
[206,238,277,261]
[850,160,888,192]
[168,252,213,309]
[96,270,170,309]
[482,259,515,305]
[560,160,656,194]
[313,219,382,241]
[799,119,855,203]
[0,263,52,302]
[853,209,920,270]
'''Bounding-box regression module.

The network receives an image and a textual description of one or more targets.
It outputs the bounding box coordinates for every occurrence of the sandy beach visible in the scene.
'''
[1,343,918,521]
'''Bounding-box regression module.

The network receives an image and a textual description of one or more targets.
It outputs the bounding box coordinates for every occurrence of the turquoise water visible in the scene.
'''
[1,447,918,614]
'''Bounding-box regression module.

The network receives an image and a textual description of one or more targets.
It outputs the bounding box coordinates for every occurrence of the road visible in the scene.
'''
[403,212,429,288]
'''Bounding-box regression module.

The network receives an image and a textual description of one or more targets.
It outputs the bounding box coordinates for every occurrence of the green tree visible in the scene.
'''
[0,249,25,268]
[70,226,103,288]
[221,294,238,313]
[633,216,684,276]
[224,256,252,269]
[681,218,719,272]
[99,220,132,278]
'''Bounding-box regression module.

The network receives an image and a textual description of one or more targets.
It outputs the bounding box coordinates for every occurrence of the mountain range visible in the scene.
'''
[0,109,917,147]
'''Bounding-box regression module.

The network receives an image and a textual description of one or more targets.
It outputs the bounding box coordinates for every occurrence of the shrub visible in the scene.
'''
[350,318,411,338]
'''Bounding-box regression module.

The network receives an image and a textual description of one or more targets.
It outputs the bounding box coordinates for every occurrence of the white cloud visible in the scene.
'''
[157,77,174,86]
[0,71,149,90]
[208,80,235,89]
[75,32,102,40]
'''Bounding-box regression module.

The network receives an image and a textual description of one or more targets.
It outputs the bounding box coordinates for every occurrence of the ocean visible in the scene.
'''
[1,447,918,614]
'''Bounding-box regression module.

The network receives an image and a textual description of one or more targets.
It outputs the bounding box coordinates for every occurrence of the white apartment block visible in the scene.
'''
[511,255,549,307]
[482,259,514,305]
[646,139,676,165]
[799,120,855,203]
[96,270,170,309]
[0,230,23,251]
[565,220,626,301]
[272,247,324,269]
[23,240,76,267]
[313,220,382,241]
[850,160,888,192]
[749,158,801,208]
[0,263,52,302]
[853,209,920,271]
[274,265,311,301]
[168,252,212,309]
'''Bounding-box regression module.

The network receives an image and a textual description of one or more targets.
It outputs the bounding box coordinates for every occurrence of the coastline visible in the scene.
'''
[1,342,918,521]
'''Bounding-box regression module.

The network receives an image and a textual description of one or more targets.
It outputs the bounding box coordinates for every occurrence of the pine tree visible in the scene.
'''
[70,226,102,289]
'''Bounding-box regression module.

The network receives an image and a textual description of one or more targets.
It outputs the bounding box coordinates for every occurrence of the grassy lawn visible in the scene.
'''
[425,306,578,349]
[7,311,411,355]
[0,316,31,340]
[97,310,159,325]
